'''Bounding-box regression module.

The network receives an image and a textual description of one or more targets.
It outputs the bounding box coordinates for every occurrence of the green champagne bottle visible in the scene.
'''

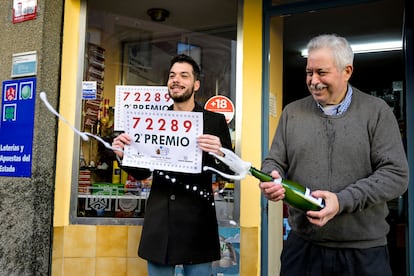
[249,167,325,211]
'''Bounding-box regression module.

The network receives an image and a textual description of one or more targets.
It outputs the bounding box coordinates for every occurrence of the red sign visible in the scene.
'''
[204,95,235,124]
[12,0,37,24]
[6,87,17,101]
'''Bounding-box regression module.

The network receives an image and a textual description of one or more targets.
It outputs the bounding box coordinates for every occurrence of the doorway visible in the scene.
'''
[264,0,407,275]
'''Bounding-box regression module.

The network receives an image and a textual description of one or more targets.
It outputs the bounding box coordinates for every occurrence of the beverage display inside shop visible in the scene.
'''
[77,163,153,218]
[77,96,152,218]
[77,155,235,220]
[76,101,235,220]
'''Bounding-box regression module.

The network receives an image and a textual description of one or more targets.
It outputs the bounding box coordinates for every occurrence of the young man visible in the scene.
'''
[112,54,232,276]
[259,34,408,275]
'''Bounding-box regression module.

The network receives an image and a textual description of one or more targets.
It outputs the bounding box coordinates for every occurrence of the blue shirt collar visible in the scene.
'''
[317,85,353,115]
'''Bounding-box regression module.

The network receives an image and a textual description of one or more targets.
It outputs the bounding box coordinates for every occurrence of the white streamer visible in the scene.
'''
[39,91,123,153]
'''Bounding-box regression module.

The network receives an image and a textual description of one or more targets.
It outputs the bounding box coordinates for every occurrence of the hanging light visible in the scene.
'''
[147,8,170,22]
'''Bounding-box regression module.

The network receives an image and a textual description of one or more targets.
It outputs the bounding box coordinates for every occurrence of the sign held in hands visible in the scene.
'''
[122,109,204,174]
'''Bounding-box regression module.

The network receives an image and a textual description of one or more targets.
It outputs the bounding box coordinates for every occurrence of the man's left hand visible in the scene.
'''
[306,190,339,227]
[197,134,224,157]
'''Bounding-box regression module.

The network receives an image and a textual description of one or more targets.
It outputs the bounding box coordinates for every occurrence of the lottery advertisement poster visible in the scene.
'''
[0,78,36,177]
[114,85,173,131]
[121,109,203,173]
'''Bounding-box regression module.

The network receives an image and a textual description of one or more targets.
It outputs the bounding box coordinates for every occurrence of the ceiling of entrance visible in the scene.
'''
[88,0,237,33]
[282,0,404,68]
[89,0,403,66]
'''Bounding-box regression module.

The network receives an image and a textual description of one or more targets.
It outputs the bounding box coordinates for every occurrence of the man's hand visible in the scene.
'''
[259,171,285,202]
[197,134,224,157]
[112,133,132,159]
[306,190,339,227]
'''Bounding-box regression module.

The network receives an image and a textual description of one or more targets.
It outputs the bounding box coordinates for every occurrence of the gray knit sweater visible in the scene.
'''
[262,87,409,248]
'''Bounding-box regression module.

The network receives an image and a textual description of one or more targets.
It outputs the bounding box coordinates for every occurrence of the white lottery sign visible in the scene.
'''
[114,85,173,131]
[122,109,204,174]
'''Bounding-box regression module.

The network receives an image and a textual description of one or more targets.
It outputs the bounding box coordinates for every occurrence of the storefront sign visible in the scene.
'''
[82,81,97,100]
[11,51,37,78]
[122,109,203,173]
[12,0,37,24]
[0,78,36,177]
[204,95,235,124]
[114,85,173,131]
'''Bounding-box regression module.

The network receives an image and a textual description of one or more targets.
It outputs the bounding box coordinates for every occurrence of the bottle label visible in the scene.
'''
[273,178,282,184]
[303,187,324,207]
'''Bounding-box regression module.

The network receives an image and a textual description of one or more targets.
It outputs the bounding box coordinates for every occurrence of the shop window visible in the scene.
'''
[71,0,238,225]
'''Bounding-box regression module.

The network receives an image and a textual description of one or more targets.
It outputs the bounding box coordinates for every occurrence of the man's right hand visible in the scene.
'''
[259,170,285,202]
[112,133,132,159]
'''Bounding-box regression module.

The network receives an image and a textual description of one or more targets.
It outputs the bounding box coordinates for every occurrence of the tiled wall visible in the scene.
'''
[52,225,259,275]
[52,225,147,276]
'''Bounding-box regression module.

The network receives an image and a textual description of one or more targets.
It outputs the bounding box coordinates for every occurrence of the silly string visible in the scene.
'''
[39,92,123,153]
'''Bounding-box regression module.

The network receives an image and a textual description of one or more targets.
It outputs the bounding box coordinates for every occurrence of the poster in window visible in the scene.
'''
[122,41,152,85]
[177,42,201,67]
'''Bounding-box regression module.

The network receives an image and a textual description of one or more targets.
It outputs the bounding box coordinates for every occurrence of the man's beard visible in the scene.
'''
[169,87,195,103]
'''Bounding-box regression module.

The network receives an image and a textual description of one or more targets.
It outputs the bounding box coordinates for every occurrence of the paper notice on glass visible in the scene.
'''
[114,85,173,131]
[122,109,203,174]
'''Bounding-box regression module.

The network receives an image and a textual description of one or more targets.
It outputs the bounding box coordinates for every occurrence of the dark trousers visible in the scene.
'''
[280,232,393,276]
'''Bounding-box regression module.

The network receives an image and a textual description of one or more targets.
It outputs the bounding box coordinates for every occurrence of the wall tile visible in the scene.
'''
[63,258,95,276]
[96,257,127,276]
[127,226,141,257]
[52,227,64,259]
[63,225,96,257]
[127,257,148,276]
[97,225,127,257]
